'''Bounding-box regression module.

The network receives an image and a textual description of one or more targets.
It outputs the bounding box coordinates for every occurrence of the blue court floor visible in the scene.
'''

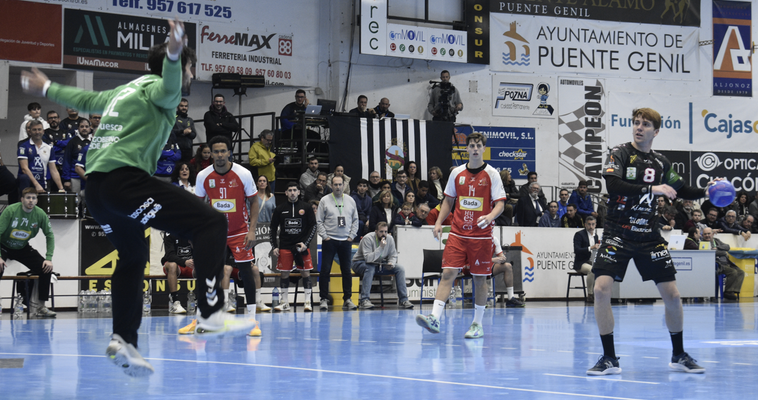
[1,300,756,399]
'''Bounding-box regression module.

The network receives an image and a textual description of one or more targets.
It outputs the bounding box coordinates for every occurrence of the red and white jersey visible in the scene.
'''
[444,163,506,238]
[196,163,257,236]
[491,235,504,258]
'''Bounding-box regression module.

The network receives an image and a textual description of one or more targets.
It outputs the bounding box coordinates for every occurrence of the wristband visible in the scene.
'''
[42,80,52,96]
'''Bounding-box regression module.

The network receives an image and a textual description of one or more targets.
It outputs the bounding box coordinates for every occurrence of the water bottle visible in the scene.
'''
[13,293,24,318]
[86,290,96,314]
[229,279,236,307]
[97,290,104,314]
[186,290,196,315]
[142,286,152,315]
[272,287,280,307]
[101,290,112,315]
[447,286,456,308]
[455,286,463,309]
[78,290,86,313]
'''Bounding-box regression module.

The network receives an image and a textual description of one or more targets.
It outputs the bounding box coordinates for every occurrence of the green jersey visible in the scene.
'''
[0,203,55,260]
[46,57,182,175]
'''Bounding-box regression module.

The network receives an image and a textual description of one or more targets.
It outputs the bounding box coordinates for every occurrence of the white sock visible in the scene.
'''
[304,288,312,300]
[473,304,485,325]
[247,304,256,319]
[224,289,230,301]
[281,288,289,303]
[507,287,514,299]
[431,299,446,319]
[256,288,262,303]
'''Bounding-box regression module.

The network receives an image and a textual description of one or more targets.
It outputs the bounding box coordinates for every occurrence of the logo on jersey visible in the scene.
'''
[10,229,30,240]
[229,179,239,188]
[459,176,466,185]
[626,167,637,180]
[298,209,305,215]
[459,196,483,211]
[211,199,237,213]
[629,155,638,164]
[209,179,216,189]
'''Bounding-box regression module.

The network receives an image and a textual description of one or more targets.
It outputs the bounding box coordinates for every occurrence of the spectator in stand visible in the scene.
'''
[256,175,276,223]
[349,95,377,118]
[404,191,415,207]
[674,199,695,230]
[171,98,197,162]
[391,169,412,206]
[327,164,351,194]
[19,102,49,141]
[368,171,383,198]
[190,144,211,173]
[59,107,84,134]
[280,89,309,131]
[428,166,445,202]
[42,110,60,144]
[495,169,518,226]
[703,208,723,233]
[248,129,277,193]
[406,161,421,193]
[89,114,101,133]
[44,110,72,177]
[658,205,677,232]
[17,120,64,193]
[394,201,423,228]
[538,201,561,227]
[682,209,706,235]
[351,179,372,239]
[518,171,546,202]
[0,150,19,204]
[426,203,453,226]
[748,191,758,221]
[684,227,700,250]
[62,118,92,194]
[728,190,750,222]
[299,156,320,190]
[372,180,395,205]
[161,232,193,314]
[569,180,597,220]
[557,188,570,219]
[741,214,757,234]
[700,198,726,220]
[515,182,546,227]
[414,202,431,225]
[304,171,332,202]
[171,161,195,193]
[203,94,239,143]
[561,204,583,228]
[702,227,745,301]
[309,199,319,216]
[415,181,440,209]
[369,189,398,232]
[718,210,751,241]
[153,132,182,183]
[373,98,395,119]
[573,216,599,301]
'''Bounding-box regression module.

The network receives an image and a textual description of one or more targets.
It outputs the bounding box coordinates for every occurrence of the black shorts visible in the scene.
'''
[592,235,677,284]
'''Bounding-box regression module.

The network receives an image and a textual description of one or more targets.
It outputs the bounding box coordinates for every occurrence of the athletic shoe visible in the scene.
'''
[464,323,484,339]
[194,310,258,337]
[248,321,262,337]
[257,301,272,313]
[415,314,440,334]
[34,306,57,318]
[169,301,187,314]
[274,302,291,312]
[400,300,414,309]
[343,299,358,310]
[178,319,197,335]
[669,352,705,374]
[319,299,328,311]
[505,297,525,308]
[304,300,312,312]
[106,334,154,377]
[359,299,374,309]
[587,355,621,376]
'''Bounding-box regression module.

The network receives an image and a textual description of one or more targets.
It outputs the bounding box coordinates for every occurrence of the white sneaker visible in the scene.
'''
[274,302,291,312]
[195,309,258,338]
[343,299,358,310]
[106,334,154,377]
[224,301,236,313]
[256,301,272,313]
[169,300,187,314]
[319,299,329,311]
[304,300,312,312]
[34,306,57,318]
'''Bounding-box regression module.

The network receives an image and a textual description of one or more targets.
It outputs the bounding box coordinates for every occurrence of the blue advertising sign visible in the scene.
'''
[455,126,535,179]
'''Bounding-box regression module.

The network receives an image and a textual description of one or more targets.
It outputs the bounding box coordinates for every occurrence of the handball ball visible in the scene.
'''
[708,181,736,208]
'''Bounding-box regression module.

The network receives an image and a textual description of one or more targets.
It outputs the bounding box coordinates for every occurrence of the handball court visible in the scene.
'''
[0,299,756,399]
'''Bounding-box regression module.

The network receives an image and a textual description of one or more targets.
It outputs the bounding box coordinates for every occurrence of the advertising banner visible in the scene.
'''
[455,125,536,178]
[360,0,387,56]
[490,14,699,80]
[490,0,701,27]
[387,23,467,63]
[607,92,691,149]
[558,78,606,193]
[691,151,758,192]
[466,0,490,64]
[491,74,556,118]
[197,23,296,85]
[63,9,197,73]
[712,0,752,97]
[27,0,243,23]
[0,0,62,65]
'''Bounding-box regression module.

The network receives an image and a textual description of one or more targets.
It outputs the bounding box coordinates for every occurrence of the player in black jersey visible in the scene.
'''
[587,108,715,376]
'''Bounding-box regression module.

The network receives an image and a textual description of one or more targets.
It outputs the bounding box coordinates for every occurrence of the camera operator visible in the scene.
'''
[427,70,463,122]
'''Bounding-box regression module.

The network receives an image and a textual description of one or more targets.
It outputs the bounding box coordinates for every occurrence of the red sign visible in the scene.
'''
[0,0,62,65]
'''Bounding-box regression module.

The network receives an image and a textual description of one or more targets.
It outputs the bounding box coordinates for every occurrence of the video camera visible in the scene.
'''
[429,81,457,122]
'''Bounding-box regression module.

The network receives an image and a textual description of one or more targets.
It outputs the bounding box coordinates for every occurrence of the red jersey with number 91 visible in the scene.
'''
[444,164,506,238]
[195,163,257,236]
